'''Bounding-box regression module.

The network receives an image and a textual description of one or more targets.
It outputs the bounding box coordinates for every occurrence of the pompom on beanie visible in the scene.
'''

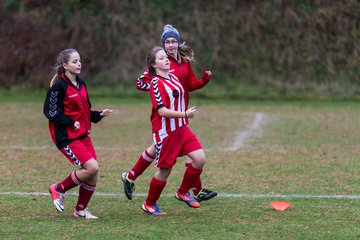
[161,24,180,46]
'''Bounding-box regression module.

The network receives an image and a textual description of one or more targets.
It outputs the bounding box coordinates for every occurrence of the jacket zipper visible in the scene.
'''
[76,83,89,135]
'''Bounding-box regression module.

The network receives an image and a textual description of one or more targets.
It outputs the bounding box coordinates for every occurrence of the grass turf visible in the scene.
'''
[1,99,360,239]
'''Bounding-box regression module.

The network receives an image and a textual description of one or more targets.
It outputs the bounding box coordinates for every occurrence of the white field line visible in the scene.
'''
[0,112,265,153]
[1,192,360,199]
[0,113,265,153]
[226,112,265,151]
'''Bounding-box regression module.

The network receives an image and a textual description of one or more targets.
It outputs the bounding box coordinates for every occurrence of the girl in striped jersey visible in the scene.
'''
[141,46,207,215]
[121,24,217,203]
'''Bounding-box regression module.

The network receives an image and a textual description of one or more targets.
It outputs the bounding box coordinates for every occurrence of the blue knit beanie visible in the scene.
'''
[161,24,180,46]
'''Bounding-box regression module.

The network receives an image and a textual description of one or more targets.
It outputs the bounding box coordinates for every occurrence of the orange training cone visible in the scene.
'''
[270,201,292,211]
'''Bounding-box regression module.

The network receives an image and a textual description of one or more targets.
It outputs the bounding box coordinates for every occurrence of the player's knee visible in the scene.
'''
[85,160,99,176]
[147,145,156,157]
[193,156,206,169]
[90,164,99,176]
[199,157,206,167]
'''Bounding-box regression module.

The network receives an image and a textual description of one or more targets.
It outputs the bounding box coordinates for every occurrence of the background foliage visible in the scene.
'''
[0,0,359,99]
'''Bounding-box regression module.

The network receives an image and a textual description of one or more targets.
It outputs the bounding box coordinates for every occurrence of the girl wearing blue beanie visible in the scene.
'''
[121,24,217,212]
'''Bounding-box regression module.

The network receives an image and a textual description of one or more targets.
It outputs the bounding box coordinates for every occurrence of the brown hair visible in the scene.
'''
[177,42,195,63]
[146,46,165,76]
[49,48,78,87]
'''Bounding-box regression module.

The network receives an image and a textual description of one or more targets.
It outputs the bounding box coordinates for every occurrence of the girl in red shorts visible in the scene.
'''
[142,46,206,215]
[43,48,113,219]
[122,24,217,203]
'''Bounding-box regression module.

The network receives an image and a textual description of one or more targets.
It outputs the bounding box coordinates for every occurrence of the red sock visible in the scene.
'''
[178,164,202,194]
[185,163,202,195]
[56,171,81,193]
[128,150,154,181]
[76,183,96,211]
[145,177,167,206]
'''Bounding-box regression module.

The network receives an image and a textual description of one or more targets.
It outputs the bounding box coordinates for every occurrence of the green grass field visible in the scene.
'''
[1,98,360,239]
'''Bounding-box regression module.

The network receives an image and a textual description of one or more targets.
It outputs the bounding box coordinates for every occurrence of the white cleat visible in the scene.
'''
[49,184,65,212]
[72,208,98,220]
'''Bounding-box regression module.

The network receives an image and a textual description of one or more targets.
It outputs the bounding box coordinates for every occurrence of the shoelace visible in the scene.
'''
[57,192,65,205]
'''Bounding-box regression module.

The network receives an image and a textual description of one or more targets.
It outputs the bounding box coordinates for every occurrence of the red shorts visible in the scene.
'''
[154,126,202,168]
[59,136,96,166]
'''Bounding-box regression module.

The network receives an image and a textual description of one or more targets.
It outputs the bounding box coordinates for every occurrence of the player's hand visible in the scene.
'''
[205,70,211,77]
[100,109,114,117]
[185,106,197,118]
[73,121,80,130]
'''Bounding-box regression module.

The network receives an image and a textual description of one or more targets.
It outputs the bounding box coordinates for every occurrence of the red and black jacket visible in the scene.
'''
[43,73,102,148]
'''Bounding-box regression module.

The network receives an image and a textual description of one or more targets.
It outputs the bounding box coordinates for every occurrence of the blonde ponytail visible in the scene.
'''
[50,74,58,87]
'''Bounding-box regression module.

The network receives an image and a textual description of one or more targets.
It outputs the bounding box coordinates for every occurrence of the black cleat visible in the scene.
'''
[194,188,217,202]
[121,172,135,200]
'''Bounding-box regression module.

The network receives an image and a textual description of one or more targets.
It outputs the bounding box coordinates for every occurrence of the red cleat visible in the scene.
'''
[175,191,200,208]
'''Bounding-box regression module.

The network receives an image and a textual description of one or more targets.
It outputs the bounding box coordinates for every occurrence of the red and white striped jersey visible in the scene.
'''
[136,55,211,107]
[150,73,188,142]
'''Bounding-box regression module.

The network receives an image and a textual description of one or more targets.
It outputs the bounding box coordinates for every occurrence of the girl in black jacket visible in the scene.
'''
[44,48,113,219]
